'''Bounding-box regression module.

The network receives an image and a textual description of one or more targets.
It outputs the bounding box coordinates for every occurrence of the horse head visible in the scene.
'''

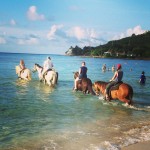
[93,81,107,95]
[73,71,79,79]
[93,82,100,95]
[33,63,42,72]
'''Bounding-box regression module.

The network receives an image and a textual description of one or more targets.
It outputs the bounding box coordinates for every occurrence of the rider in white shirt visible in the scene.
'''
[42,57,53,78]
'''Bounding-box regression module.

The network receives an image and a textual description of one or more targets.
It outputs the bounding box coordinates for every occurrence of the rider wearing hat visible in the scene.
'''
[105,64,123,100]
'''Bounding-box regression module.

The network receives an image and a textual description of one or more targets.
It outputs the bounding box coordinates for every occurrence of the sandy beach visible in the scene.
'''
[122,141,150,150]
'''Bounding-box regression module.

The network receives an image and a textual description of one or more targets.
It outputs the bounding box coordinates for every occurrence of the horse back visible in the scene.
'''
[109,83,133,100]
[121,83,133,96]
[79,78,95,95]
[82,78,92,86]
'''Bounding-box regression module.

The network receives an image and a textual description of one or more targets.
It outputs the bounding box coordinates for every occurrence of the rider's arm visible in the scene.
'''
[79,68,81,75]
[110,71,118,81]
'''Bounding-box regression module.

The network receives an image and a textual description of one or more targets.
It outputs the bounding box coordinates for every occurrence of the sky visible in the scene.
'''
[0,0,149,54]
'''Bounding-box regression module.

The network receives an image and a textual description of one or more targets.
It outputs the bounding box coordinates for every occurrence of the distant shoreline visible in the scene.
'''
[65,54,150,60]
[0,52,150,60]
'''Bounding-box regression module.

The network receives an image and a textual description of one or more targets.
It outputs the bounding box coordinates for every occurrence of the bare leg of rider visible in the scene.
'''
[74,77,79,91]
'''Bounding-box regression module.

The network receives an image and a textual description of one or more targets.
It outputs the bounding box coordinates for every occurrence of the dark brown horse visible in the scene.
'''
[93,81,133,105]
[73,72,95,95]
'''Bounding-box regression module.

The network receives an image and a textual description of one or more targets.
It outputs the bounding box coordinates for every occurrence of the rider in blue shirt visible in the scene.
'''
[74,62,87,90]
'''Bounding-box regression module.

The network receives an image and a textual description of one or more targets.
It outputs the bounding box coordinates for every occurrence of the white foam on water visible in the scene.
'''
[122,103,150,112]
[100,141,120,150]
[100,125,150,149]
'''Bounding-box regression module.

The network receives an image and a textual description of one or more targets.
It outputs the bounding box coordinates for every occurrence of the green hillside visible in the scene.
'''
[66,31,150,58]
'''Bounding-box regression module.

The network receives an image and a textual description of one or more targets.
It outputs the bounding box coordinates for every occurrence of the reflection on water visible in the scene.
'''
[0,53,150,150]
[34,81,54,95]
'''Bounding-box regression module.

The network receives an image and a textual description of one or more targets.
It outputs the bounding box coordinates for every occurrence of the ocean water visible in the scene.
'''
[0,52,150,150]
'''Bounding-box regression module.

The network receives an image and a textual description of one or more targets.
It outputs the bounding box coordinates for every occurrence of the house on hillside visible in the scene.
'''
[104,51,112,56]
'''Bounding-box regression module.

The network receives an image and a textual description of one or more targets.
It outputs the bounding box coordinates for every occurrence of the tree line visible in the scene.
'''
[66,31,150,58]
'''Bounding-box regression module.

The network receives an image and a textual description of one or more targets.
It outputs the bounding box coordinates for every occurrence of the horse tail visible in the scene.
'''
[56,72,58,84]
[129,84,133,105]
[124,83,133,105]
[27,69,32,80]
[51,71,57,86]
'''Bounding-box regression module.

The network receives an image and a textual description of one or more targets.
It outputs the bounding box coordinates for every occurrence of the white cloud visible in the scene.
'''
[18,38,39,45]
[112,25,146,40]
[126,25,145,36]
[67,26,85,40]
[66,26,98,41]
[27,6,45,21]
[10,19,16,26]
[47,24,63,40]
[0,37,6,44]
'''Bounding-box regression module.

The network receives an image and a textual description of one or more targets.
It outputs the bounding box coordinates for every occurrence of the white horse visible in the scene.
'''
[33,64,58,87]
[15,66,32,81]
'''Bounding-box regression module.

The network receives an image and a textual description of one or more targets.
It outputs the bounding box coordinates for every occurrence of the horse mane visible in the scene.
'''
[73,71,79,79]
[35,63,43,68]
[95,81,108,85]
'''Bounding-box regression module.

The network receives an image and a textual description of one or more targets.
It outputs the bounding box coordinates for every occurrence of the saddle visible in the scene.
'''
[43,69,52,77]
[109,81,123,98]
[20,68,26,74]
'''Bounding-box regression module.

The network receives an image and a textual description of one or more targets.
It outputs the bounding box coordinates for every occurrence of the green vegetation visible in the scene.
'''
[65,31,150,58]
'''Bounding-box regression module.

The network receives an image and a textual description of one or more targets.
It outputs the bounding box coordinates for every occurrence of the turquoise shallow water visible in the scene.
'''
[0,53,150,150]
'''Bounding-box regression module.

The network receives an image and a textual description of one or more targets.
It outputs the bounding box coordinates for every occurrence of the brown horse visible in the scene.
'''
[93,81,133,105]
[73,72,95,95]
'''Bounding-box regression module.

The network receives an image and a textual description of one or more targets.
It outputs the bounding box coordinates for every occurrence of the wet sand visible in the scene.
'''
[122,141,150,150]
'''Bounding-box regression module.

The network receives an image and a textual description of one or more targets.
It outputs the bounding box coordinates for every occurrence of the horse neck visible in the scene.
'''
[99,82,107,94]
[36,66,42,73]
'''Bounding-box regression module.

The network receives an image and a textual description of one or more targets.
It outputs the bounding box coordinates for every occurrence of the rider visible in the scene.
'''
[139,71,146,84]
[105,64,123,100]
[42,57,53,78]
[19,59,26,77]
[74,61,88,91]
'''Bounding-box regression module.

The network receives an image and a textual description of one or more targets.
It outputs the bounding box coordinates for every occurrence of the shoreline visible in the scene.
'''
[65,55,150,60]
[122,141,150,150]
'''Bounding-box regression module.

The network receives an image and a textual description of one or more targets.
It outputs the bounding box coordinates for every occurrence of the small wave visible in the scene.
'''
[97,125,150,150]
[122,103,150,112]
[98,96,150,112]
